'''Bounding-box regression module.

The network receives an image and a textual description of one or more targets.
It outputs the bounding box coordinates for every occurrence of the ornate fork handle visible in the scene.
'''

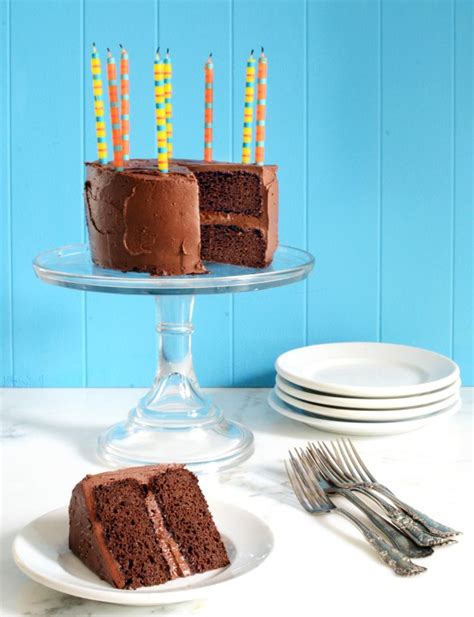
[355,487,455,547]
[336,488,433,558]
[335,508,426,576]
[369,483,461,538]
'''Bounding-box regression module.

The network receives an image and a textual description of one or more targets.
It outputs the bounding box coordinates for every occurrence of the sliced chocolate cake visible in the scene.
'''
[69,464,229,589]
[84,159,278,275]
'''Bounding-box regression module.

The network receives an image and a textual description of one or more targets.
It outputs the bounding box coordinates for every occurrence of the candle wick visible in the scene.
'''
[250,49,254,56]
[261,46,265,54]
[166,48,170,54]
[209,52,213,57]
[119,43,123,48]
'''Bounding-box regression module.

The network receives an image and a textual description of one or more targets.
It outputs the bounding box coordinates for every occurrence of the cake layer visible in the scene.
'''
[85,161,205,275]
[69,464,229,590]
[201,225,268,268]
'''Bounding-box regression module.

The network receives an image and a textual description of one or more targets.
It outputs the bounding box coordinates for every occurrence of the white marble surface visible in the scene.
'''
[1,387,473,617]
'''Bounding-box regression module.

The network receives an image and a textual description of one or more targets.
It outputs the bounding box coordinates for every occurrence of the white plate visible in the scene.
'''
[12,501,273,606]
[268,389,461,436]
[275,342,459,398]
[276,374,461,410]
[274,384,460,422]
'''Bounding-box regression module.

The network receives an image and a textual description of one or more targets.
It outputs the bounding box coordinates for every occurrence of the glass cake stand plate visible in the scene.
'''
[33,243,314,473]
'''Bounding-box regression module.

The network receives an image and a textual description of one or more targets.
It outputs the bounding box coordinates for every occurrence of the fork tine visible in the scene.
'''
[307,443,344,486]
[346,438,377,482]
[331,441,354,482]
[336,439,364,482]
[293,450,332,507]
[287,457,317,511]
[340,438,370,483]
[317,441,351,480]
[285,459,312,512]
[289,452,314,503]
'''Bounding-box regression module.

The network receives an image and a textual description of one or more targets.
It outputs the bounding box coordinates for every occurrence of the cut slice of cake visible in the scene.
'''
[69,464,229,589]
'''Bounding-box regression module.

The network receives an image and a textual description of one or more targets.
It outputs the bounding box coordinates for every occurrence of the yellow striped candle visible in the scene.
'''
[90,44,108,164]
[119,44,130,162]
[255,47,267,165]
[241,50,256,164]
[163,49,173,159]
[154,49,168,173]
[204,53,213,162]
[106,48,123,171]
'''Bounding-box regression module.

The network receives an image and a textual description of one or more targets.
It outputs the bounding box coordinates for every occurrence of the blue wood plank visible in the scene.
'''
[84,0,158,386]
[453,0,473,384]
[307,1,380,345]
[381,0,454,358]
[10,0,85,386]
[159,0,233,386]
[232,0,307,386]
[1,0,12,385]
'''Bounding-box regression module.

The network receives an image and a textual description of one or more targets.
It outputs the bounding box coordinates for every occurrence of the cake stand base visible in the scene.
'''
[96,294,254,473]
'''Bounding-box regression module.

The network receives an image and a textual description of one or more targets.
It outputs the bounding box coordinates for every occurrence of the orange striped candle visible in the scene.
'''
[90,44,108,164]
[119,44,130,162]
[255,47,267,165]
[241,50,256,164]
[204,53,213,162]
[163,49,173,159]
[154,49,168,173]
[106,48,123,171]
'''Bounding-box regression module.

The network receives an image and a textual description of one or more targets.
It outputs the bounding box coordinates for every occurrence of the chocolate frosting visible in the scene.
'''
[85,162,205,275]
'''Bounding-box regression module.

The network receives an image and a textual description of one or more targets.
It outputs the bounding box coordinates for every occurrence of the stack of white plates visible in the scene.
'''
[269,343,461,436]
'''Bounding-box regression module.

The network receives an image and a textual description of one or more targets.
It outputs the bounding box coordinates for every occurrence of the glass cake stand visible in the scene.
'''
[33,244,314,473]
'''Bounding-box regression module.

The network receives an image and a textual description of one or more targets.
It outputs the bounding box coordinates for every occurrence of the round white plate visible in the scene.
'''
[12,501,273,606]
[268,389,461,436]
[275,342,459,398]
[274,384,460,422]
[275,374,461,410]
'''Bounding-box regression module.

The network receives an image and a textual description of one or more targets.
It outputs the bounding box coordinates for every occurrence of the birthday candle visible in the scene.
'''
[90,44,108,164]
[154,49,168,173]
[163,49,173,159]
[241,50,256,164]
[106,48,123,171]
[255,47,267,165]
[204,53,213,162]
[119,44,130,162]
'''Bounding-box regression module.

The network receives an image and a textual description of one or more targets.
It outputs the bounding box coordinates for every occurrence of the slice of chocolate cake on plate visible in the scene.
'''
[69,464,229,589]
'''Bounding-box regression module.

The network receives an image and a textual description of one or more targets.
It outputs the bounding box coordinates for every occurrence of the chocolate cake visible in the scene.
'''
[69,464,230,589]
[84,159,278,275]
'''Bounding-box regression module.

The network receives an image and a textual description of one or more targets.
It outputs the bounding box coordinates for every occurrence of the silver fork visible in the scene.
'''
[285,450,426,576]
[305,446,434,558]
[313,440,459,544]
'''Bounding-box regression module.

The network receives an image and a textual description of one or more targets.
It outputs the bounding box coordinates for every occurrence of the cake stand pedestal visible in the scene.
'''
[33,244,314,473]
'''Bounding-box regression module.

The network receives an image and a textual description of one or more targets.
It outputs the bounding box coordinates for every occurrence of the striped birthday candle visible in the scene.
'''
[154,49,168,173]
[241,50,256,164]
[163,49,173,159]
[119,44,130,162]
[106,48,123,171]
[255,47,267,165]
[204,53,213,162]
[90,44,108,164]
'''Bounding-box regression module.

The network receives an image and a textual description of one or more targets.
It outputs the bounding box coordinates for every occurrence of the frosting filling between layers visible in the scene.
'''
[144,493,192,579]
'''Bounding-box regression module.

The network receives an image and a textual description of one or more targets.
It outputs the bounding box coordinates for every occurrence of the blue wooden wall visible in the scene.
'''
[1,0,472,387]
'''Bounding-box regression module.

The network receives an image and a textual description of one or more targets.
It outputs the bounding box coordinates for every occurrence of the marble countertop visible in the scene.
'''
[1,387,473,617]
